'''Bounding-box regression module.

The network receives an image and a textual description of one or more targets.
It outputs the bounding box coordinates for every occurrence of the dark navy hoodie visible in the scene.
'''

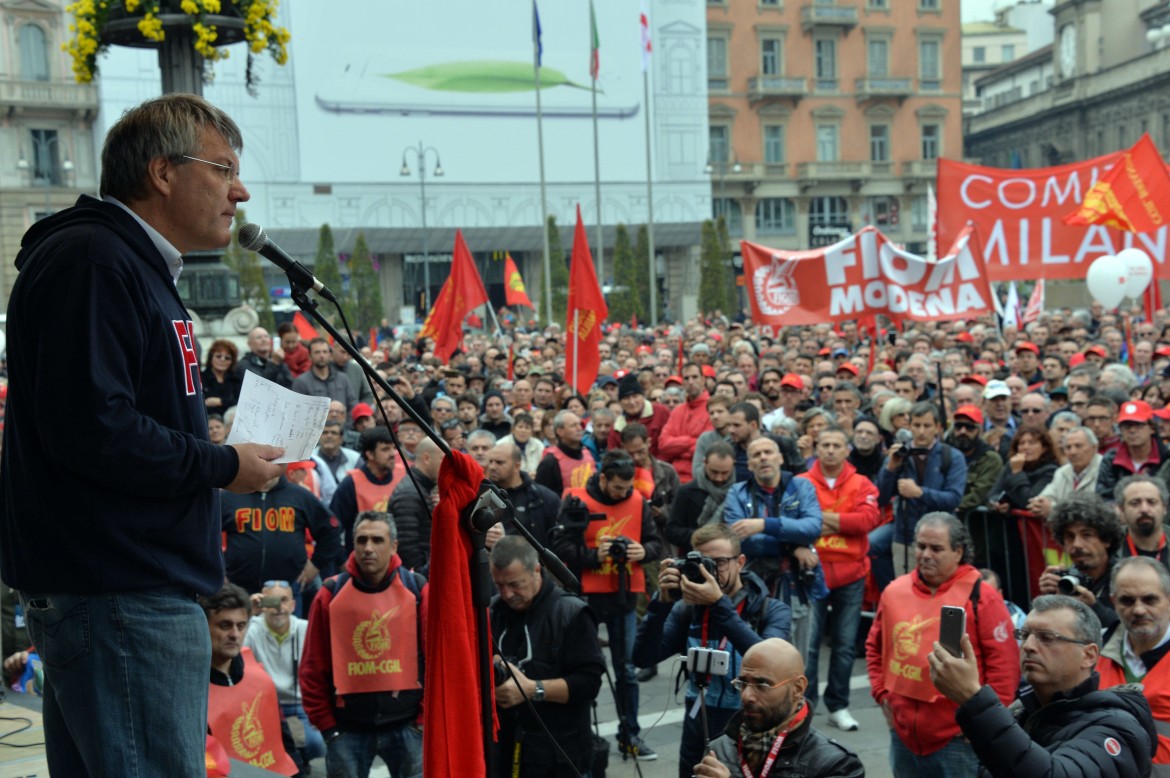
[0,196,238,595]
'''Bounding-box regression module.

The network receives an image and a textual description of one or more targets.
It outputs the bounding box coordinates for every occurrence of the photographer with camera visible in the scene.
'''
[1037,493,1124,632]
[489,536,605,778]
[632,523,791,777]
[550,449,664,761]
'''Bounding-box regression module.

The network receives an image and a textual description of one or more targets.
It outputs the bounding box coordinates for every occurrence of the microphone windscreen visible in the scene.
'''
[238,222,266,251]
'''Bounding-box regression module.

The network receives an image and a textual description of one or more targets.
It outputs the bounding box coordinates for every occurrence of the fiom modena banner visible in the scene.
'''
[937,154,1170,282]
[741,225,992,329]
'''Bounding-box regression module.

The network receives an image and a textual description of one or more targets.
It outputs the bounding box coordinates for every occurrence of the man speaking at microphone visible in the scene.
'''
[0,94,285,777]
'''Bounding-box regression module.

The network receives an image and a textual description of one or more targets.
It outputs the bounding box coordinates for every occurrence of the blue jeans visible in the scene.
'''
[679,702,737,778]
[601,608,640,740]
[282,701,326,762]
[807,577,865,713]
[869,522,895,592]
[890,735,980,778]
[20,588,210,778]
[326,722,422,778]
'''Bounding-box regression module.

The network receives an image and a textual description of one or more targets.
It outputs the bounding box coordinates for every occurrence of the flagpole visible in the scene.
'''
[590,0,604,287]
[534,0,553,324]
[486,303,504,338]
[573,309,581,395]
[643,50,657,327]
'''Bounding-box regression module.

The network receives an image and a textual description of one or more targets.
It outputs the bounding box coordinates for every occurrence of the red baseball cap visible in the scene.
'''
[664,375,683,386]
[1015,342,1040,355]
[836,363,860,377]
[960,374,988,387]
[955,332,974,343]
[1118,400,1153,424]
[954,405,984,426]
[1153,406,1170,422]
[1069,353,1087,367]
[818,347,831,356]
[780,373,804,390]
[701,365,716,378]
[1157,346,1170,359]
[1085,345,1108,358]
[351,402,374,421]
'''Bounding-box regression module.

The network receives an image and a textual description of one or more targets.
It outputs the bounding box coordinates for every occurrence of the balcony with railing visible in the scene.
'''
[795,161,874,185]
[855,77,913,102]
[800,4,858,33]
[748,76,809,102]
[903,160,938,178]
[0,79,98,115]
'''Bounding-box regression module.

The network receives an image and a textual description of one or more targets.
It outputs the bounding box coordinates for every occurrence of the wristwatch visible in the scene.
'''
[533,680,546,702]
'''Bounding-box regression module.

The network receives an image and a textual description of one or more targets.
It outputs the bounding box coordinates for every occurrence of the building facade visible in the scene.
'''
[705,0,962,259]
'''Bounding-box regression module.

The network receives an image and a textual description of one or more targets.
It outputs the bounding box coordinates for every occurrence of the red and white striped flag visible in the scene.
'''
[640,2,652,73]
[1022,280,1044,325]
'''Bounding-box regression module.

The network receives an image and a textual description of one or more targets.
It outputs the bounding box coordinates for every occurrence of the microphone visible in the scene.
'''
[238,222,338,303]
[894,428,913,447]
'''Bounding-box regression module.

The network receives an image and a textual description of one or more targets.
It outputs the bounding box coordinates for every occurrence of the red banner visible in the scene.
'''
[1064,134,1170,234]
[938,154,1170,281]
[740,225,991,332]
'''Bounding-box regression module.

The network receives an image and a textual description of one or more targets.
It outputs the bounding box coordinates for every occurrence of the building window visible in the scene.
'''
[30,129,62,185]
[19,24,50,82]
[919,39,941,90]
[713,198,743,233]
[764,125,786,164]
[870,124,890,162]
[1001,44,1015,61]
[868,38,889,77]
[810,196,849,226]
[1118,124,1128,149]
[815,38,837,90]
[756,198,796,234]
[868,196,900,226]
[760,0,780,6]
[816,124,839,162]
[972,46,985,64]
[761,38,782,76]
[708,36,729,88]
[911,195,930,230]
[919,0,939,9]
[921,123,941,160]
[709,125,731,164]
[869,0,889,8]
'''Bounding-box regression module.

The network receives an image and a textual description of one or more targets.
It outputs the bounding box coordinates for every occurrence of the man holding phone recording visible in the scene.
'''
[633,523,791,777]
[866,513,1020,778]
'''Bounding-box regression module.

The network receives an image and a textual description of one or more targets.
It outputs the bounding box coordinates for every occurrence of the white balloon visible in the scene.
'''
[1086,254,1129,309]
[1117,247,1154,298]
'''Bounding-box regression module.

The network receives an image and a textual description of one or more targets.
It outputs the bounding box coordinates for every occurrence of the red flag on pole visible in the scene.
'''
[503,253,535,309]
[368,326,379,350]
[566,205,608,396]
[292,311,319,341]
[419,230,490,362]
[1064,134,1170,233]
[1146,279,1164,323]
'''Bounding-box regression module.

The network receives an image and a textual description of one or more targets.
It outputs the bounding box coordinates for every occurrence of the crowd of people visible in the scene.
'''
[5,90,1170,778]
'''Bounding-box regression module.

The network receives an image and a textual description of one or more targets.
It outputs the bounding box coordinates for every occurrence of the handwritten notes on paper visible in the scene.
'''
[225,371,330,463]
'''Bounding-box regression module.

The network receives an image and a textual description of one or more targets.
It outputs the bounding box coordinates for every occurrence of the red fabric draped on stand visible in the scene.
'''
[423,450,497,776]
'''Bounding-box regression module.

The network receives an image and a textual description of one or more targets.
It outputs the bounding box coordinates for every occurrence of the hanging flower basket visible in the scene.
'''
[65,0,289,89]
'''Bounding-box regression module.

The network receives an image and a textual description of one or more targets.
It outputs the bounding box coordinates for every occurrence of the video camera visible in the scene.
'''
[559,496,606,534]
[669,551,717,584]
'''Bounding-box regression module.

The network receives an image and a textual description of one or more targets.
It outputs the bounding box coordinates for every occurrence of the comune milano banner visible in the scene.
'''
[740,225,992,331]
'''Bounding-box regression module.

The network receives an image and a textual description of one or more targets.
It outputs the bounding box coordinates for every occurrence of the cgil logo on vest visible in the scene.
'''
[230,692,275,768]
[892,615,938,662]
[350,606,401,668]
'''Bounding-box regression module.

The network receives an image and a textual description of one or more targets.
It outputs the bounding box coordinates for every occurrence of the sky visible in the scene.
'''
[961,0,1048,23]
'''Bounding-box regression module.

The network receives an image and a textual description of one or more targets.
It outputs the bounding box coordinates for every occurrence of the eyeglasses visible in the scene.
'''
[440,419,463,430]
[729,675,801,693]
[181,154,239,183]
[1014,628,1090,646]
[953,422,979,431]
[1020,408,1046,415]
[212,352,232,360]
[264,580,291,589]
[709,556,737,570]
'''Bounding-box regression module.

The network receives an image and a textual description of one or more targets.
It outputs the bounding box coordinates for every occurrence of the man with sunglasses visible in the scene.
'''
[634,523,791,776]
[692,638,863,778]
[947,405,1005,518]
[929,594,1156,778]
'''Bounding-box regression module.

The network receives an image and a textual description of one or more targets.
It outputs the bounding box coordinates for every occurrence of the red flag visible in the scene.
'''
[419,230,490,362]
[423,451,496,777]
[1022,280,1045,325]
[292,311,319,341]
[1064,134,1170,233]
[1146,279,1164,323]
[466,313,484,329]
[507,341,514,380]
[368,326,379,350]
[503,253,534,309]
[565,205,608,395]
[631,312,638,329]
[677,337,684,376]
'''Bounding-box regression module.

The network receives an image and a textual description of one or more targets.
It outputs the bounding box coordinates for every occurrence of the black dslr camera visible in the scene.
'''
[670,551,717,584]
[1057,568,1093,595]
[607,536,632,562]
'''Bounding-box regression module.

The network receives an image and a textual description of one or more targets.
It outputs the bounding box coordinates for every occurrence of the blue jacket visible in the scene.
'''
[876,440,967,544]
[632,570,790,711]
[723,474,823,558]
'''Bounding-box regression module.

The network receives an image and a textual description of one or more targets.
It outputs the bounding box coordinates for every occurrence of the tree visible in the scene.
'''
[698,219,730,316]
[607,223,642,325]
[348,233,384,332]
[548,215,569,326]
[717,215,739,318]
[633,224,657,322]
[312,224,343,325]
[227,210,274,331]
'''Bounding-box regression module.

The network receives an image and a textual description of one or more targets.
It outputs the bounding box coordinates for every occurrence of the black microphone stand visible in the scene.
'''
[286,284,577,778]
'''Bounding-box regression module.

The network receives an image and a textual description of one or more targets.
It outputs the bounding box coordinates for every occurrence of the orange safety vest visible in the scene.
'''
[547,447,595,495]
[207,648,299,776]
[566,486,646,594]
[328,572,422,696]
[349,467,393,513]
[633,466,655,501]
[880,567,980,703]
[1099,648,1170,765]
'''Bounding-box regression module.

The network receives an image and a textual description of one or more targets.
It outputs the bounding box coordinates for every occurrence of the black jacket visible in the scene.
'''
[497,472,560,548]
[708,708,864,778]
[1,196,238,595]
[329,461,394,555]
[240,351,293,389]
[955,674,1156,778]
[1097,439,1170,501]
[664,479,713,553]
[534,443,592,496]
[220,477,342,594]
[201,365,244,414]
[388,467,437,572]
[988,460,1059,512]
[489,576,604,772]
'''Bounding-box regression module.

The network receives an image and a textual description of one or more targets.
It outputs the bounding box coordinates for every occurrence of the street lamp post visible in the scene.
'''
[400,141,444,313]
[17,134,73,218]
